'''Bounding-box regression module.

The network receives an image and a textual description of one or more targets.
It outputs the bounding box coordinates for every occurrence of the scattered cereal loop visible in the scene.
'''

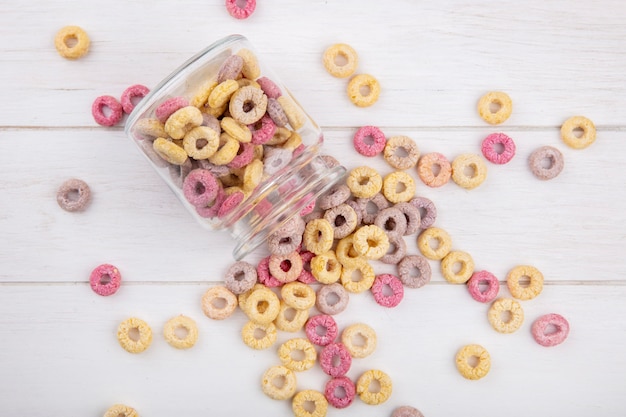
[92,95,123,126]
[225,0,256,19]
[323,43,359,78]
[117,317,152,354]
[163,315,199,349]
[532,313,570,347]
[384,135,420,170]
[488,298,524,334]
[477,91,512,125]
[506,265,544,300]
[275,301,309,333]
[382,171,415,203]
[54,25,90,59]
[353,125,386,157]
[316,282,349,315]
[57,178,91,212]
[451,154,488,190]
[201,286,238,320]
[467,270,500,303]
[325,376,356,409]
[103,404,138,417]
[120,84,150,114]
[441,250,475,284]
[261,365,297,400]
[392,406,425,417]
[89,263,121,296]
[455,344,490,380]
[528,145,564,180]
[347,74,380,107]
[320,342,352,377]
[241,320,277,350]
[341,323,377,358]
[417,152,451,187]
[481,133,516,165]
[278,338,317,372]
[356,369,392,405]
[292,390,328,417]
[561,116,596,149]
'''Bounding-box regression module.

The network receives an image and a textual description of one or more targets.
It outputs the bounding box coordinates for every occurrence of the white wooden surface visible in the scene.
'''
[1,1,626,416]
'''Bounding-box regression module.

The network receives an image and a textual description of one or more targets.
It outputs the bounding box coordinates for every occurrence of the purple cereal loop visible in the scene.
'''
[249,114,276,145]
[227,142,255,169]
[224,261,258,295]
[409,196,437,229]
[155,97,189,124]
[218,190,244,218]
[380,234,407,265]
[481,132,516,164]
[196,159,231,178]
[467,270,500,303]
[257,76,282,98]
[316,283,349,315]
[297,251,317,284]
[325,376,356,409]
[528,145,564,180]
[225,0,256,19]
[397,255,431,288]
[353,125,386,157]
[394,202,421,235]
[256,256,283,288]
[92,95,123,126]
[374,207,408,239]
[267,231,303,257]
[345,200,363,226]
[532,313,570,347]
[266,97,289,127]
[357,193,390,225]
[320,342,352,377]
[217,54,244,83]
[318,184,351,210]
[324,203,358,240]
[195,186,225,218]
[56,178,91,212]
[320,154,341,169]
[120,84,150,114]
[371,274,404,307]
[202,113,221,133]
[305,314,339,346]
[89,263,122,296]
[183,169,219,208]
[392,406,425,417]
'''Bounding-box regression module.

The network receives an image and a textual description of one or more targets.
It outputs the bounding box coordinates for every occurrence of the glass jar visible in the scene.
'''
[125,34,345,260]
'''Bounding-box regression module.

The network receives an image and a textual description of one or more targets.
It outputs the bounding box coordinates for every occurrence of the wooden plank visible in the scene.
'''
[1,128,624,284]
[0,0,625,127]
[0,283,623,415]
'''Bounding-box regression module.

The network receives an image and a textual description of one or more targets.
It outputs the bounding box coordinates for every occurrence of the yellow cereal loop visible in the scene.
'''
[134,118,168,140]
[274,301,309,333]
[292,390,328,417]
[303,218,335,255]
[451,154,488,190]
[382,171,415,203]
[117,317,153,354]
[336,234,365,268]
[164,106,203,140]
[245,286,280,324]
[54,26,90,59]
[237,78,261,89]
[221,116,252,143]
[201,286,238,320]
[346,166,382,198]
[103,404,138,417]
[163,315,198,349]
[352,225,390,260]
[237,48,261,79]
[281,282,316,310]
[561,115,596,149]
[253,144,264,160]
[323,43,359,78]
[455,344,491,380]
[205,102,228,118]
[208,133,240,165]
[441,250,475,284]
[262,365,297,401]
[278,338,317,372]
[190,79,218,109]
[488,298,524,334]
[340,259,375,293]
[342,323,377,358]
[417,227,452,260]
[277,95,305,130]
[242,159,264,192]
[356,370,393,405]
[282,131,303,151]
[266,126,293,145]
[238,283,265,314]
[311,250,342,284]
[183,126,220,159]
[347,74,380,107]
[153,137,189,165]
[241,320,277,350]
[208,79,239,109]
[506,265,544,300]
[477,91,512,125]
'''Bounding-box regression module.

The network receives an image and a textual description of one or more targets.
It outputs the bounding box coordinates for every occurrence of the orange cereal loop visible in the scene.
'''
[356,369,393,405]
[477,91,512,125]
[347,74,380,107]
[382,171,415,203]
[303,218,334,255]
[455,344,491,380]
[277,95,305,130]
[352,225,390,260]
[417,152,452,188]
[323,43,359,78]
[506,265,544,300]
[561,116,596,149]
[340,259,375,293]
[488,298,524,334]
[164,106,203,140]
[237,48,261,79]
[311,250,342,284]
[153,137,189,165]
[346,166,382,199]
[441,250,475,284]
[417,227,452,260]
[292,390,328,417]
[241,320,277,350]
[451,154,487,190]
[54,26,90,59]
[103,404,138,417]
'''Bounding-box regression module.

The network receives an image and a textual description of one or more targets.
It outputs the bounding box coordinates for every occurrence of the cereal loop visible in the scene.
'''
[324,204,358,240]
[382,171,415,203]
[281,281,316,310]
[303,219,335,255]
[237,48,261,79]
[121,84,150,114]
[155,97,189,124]
[528,145,564,181]
[225,0,256,19]
[323,43,359,78]
[183,126,220,159]
[371,274,404,307]
[57,178,91,212]
[384,135,420,170]
[347,74,380,107]
[346,166,383,199]
[357,193,390,225]
[325,376,356,409]
[292,390,328,417]
[217,54,244,83]
[481,133,516,164]
[532,313,570,347]
[441,250,475,284]
[117,317,152,354]
[89,263,121,296]
[455,344,491,380]
[224,261,258,295]
[275,302,310,333]
[374,207,408,238]
[245,286,280,324]
[92,95,123,127]
[561,116,596,149]
[54,26,90,59]
[356,370,392,405]
[229,86,268,125]
[269,251,304,283]
[341,323,377,358]
[164,106,203,140]
[183,168,219,208]
[153,138,188,165]
[208,79,239,109]
[353,225,390,260]
[208,133,240,165]
[353,126,386,157]
[409,197,437,229]
[262,365,297,400]
[340,260,375,293]
[103,404,138,417]
[477,91,512,125]
[488,298,524,334]
[279,338,317,372]
[316,282,350,315]
[397,255,431,288]
[163,315,199,349]
[417,152,452,188]
[311,250,342,284]
[467,270,500,303]
[506,265,544,300]
[392,406,425,417]
[451,154,487,190]
[241,320,277,350]
[201,286,238,320]
[320,342,352,377]
[277,95,305,130]
[305,314,338,346]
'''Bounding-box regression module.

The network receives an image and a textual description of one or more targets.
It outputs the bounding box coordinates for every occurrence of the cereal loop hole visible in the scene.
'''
[451,261,463,274]
[195,182,206,195]
[492,142,505,155]
[334,215,346,227]
[280,259,293,271]
[316,325,328,336]
[236,0,248,8]
[543,323,559,335]
[540,156,554,169]
[394,146,409,158]
[99,274,111,285]
[253,327,267,339]
[478,280,491,293]
[395,182,406,193]
[257,300,269,313]
[349,269,364,283]
[367,379,382,394]
[359,84,372,97]
[128,327,140,342]
[384,218,397,231]
[428,237,441,250]
[500,310,513,324]
[272,375,286,389]
[467,355,480,368]
[334,385,347,399]
[196,138,208,149]
[325,292,340,306]
[290,349,306,361]
[331,354,342,367]
[573,127,584,138]
[284,307,297,321]
[382,284,394,297]
[489,100,502,113]
[463,164,477,178]
[64,35,78,48]
[334,53,349,67]
[174,325,189,340]
[518,275,531,288]
[351,333,367,347]
[211,297,227,309]
[303,400,316,413]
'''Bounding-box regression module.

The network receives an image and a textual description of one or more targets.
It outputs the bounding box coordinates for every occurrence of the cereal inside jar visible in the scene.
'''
[125,35,346,260]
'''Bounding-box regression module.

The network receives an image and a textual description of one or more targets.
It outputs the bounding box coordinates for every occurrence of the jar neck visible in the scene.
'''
[223,147,345,260]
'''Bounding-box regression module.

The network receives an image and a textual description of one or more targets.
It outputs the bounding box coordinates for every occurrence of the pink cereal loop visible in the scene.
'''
[254,198,274,217]
[92,95,123,126]
[297,251,317,284]
[324,376,356,409]
[319,342,352,377]
[257,256,284,288]
[227,142,255,169]
[249,115,276,145]
[299,194,316,216]
[532,313,570,347]
[120,84,150,114]
[257,76,282,98]
[183,169,219,208]
[218,191,245,218]
[481,132,516,164]
[155,97,189,124]
[467,270,500,303]
[225,0,256,19]
[371,274,404,308]
[195,186,225,219]
[89,263,122,296]
[305,314,339,346]
[353,126,386,157]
